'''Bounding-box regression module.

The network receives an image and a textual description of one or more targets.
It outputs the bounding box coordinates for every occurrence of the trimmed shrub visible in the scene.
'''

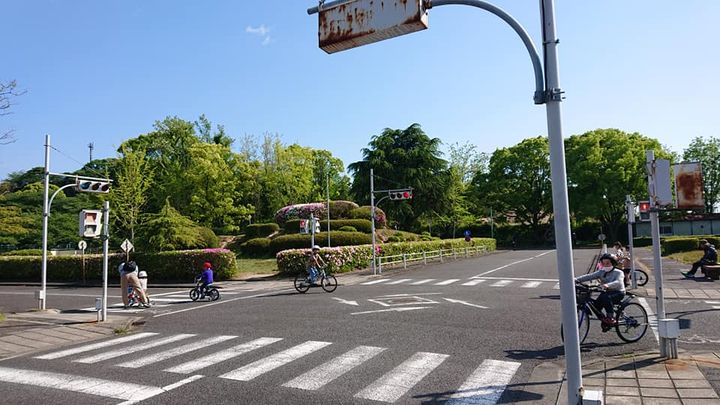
[633,237,652,247]
[269,232,373,254]
[0,249,42,256]
[240,238,272,257]
[338,226,358,232]
[198,227,220,248]
[328,200,359,219]
[662,238,699,256]
[274,203,326,225]
[348,206,387,228]
[0,248,237,282]
[319,219,373,233]
[245,223,280,238]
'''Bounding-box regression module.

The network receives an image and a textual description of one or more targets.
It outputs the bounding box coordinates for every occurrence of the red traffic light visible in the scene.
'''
[638,201,650,213]
[403,191,412,199]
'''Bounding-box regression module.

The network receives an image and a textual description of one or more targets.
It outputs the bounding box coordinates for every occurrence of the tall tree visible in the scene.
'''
[1,80,25,145]
[472,137,552,239]
[683,136,720,213]
[111,147,154,242]
[348,123,450,230]
[565,128,672,241]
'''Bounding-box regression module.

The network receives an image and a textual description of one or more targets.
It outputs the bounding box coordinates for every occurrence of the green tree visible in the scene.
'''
[111,147,154,242]
[565,128,672,241]
[135,199,214,252]
[0,205,34,245]
[348,123,450,230]
[472,137,551,240]
[683,136,720,213]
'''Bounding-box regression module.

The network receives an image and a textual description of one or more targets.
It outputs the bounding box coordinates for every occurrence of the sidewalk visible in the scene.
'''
[0,309,140,360]
[633,248,720,300]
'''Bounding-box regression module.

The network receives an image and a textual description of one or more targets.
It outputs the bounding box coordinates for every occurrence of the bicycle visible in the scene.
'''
[294,267,337,293]
[561,283,649,344]
[189,278,220,301]
[623,268,648,287]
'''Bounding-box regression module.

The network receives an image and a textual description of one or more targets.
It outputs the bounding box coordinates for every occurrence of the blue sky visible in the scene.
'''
[2,1,719,180]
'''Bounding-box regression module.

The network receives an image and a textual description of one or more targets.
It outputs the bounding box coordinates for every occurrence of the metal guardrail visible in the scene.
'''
[377,245,488,271]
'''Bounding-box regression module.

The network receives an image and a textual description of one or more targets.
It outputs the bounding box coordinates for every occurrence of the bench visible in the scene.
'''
[701,265,720,280]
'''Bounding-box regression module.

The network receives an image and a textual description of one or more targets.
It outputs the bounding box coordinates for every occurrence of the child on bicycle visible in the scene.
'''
[574,253,626,326]
[307,245,325,285]
[197,262,214,297]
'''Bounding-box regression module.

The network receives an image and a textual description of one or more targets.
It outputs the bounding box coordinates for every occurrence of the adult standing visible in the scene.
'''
[118,259,149,308]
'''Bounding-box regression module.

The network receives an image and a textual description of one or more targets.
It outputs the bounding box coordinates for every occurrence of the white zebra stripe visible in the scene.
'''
[461,280,486,286]
[117,335,236,368]
[410,279,436,285]
[362,279,390,285]
[219,341,332,381]
[553,283,560,289]
[386,279,413,285]
[446,359,521,404]
[520,281,542,288]
[283,345,386,391]
[490,280,512,287]
[35,332,159,360]
[164,337,283,374]
[435,279,460,286]
[354,352,449,403]
[74,334,195,364]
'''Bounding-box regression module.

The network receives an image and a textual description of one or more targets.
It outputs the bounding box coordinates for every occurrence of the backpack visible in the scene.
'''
[123,261,137,273]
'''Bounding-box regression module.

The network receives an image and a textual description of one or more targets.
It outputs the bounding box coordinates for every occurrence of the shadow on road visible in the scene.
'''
[413,384,544,404]
[505,346,563,361]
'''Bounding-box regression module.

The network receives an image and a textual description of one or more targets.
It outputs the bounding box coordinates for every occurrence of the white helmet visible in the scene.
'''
[138,270,148,279]
[312,245,321,251]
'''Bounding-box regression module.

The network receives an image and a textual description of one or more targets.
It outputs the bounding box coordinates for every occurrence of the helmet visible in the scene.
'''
[312,245,320,251]
[138,270,148,279]
[203,262,212,269]
[598,253,617,266]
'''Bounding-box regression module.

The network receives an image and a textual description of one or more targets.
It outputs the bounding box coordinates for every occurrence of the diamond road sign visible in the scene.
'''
[120,239,134,253]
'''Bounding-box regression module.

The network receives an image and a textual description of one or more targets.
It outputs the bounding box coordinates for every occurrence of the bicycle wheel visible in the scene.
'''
[294,273,311,293]
[321,274,338,293]
[615,302,649,343]
[189,288,200,301]
[634,269,649,286]
[208,288,220,301]
[561,308,591,345]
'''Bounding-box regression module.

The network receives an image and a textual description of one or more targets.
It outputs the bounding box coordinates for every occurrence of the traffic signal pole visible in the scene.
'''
[370,168,377,275]
[40,134,51,310]
[101,200,110,321]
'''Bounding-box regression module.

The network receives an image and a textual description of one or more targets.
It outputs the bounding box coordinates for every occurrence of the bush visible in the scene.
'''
[338,226,358,232]
[274,203,326,225]
[319,219,373,233]
[348,206,387,228]
[245,223,280,238]
[662,238,699,256]
[0,249,42,256]
[0,248,237,282]
[269,232,373,254]
[633,237,652,247]
[198,227,220,249]
[328,200,359,219]
[240,238,272,257]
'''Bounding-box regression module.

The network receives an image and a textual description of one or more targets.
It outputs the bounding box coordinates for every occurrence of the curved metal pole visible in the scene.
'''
[48,183,77,210]
[427,0,546,104]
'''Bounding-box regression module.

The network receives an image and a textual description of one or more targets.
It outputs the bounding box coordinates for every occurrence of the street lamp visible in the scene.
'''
[308,1,584,403]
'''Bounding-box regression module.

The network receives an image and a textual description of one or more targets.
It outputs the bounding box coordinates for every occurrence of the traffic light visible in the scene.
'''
[389,189,413,200]
[77,180,110,193]
[638,201,651,222]
[79,210,103,238]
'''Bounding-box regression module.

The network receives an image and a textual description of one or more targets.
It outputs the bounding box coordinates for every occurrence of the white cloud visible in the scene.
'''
[246,24,270,37]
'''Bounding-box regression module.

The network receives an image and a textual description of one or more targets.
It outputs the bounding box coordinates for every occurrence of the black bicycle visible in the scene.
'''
[561,283,649,344]
[623,268,649,287]
[294,267,337,293]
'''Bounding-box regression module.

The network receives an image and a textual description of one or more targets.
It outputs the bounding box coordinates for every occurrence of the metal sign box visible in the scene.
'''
[318,0,429,54]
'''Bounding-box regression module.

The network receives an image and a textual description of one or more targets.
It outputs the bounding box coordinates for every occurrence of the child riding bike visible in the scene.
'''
[307,245,326,285]
[196,262,214,298]
[575,253,626,327]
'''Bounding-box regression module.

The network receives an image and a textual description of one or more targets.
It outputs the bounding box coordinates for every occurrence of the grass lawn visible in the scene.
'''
[236,257,278,274]
[0,312,5,323]
[668,251,702,264]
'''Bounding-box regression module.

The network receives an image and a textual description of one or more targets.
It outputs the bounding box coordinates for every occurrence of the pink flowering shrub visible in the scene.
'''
[274,203,327,224]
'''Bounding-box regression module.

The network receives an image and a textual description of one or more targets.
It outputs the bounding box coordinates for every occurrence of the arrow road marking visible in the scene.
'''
[351,307,432,315]
[443,298,488,309]
[332,297,359,306]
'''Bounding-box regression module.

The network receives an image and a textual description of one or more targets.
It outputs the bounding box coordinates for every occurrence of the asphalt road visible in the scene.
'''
[1,248,718,404]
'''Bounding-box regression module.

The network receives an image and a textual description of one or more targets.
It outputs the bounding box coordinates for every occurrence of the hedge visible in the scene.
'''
[319,219,373,233]
[328,200,359,218]
[274,203,325,224]
[245,223,280,239]
[338,226,357,232]
[0,249,43,256]
[269,232,373,254]
[633,235,720,254]
[240,238,272,257]
[0,248,237,282]
[276,237,496,275]
[348,206,387,228]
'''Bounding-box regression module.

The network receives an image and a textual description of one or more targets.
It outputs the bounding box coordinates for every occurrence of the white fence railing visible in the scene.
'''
[377,245,488,272]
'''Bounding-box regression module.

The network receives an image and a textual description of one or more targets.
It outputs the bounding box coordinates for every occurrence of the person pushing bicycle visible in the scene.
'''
[574,253,626,326]
[307,245,326,285]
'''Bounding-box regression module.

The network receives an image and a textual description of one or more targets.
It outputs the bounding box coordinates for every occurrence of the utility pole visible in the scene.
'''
[88,142,94,162]
[370,168,377,275]
[327,172,331,247]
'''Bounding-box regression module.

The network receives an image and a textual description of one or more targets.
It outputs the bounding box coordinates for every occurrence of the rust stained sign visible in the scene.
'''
[318,0,429,54]
[674,162,705,209]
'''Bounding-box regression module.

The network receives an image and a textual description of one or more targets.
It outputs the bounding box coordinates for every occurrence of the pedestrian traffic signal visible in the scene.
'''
[77,180,110,193]
[389,189,413,200]
[79,210,103,238]
[638,201,651,222]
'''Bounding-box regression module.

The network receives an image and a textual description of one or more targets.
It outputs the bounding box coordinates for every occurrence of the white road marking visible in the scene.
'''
[461,279,486,286]
[638,297,659,343]
[283,345,386,391]
[477,276,557,282]
[362,279,390,285]
[351,307,432,315]
[354,352,449,403]
[0,366,165,401]
[332,297,359,306]
[74,334,195,364]
[553,283,560,289]
[117,335,237,368]
[473,251,554,278]
[154,289,295,318]
[444,298,488,309]
[447,359,520,404]
[386,279,413,285]
[219,341,332,381]
[435,279,460,286]
[490,280,513,287]
[165,337,283,374]
[521,281,542,288]
[117,375,204,405]
[706,301,720,305]
[411,279,436,285]
[35,332,159,360]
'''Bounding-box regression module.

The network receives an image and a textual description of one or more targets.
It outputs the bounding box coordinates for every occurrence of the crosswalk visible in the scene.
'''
[361,277,561,290]
[5,332,524,404]
[706,300,720,309]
